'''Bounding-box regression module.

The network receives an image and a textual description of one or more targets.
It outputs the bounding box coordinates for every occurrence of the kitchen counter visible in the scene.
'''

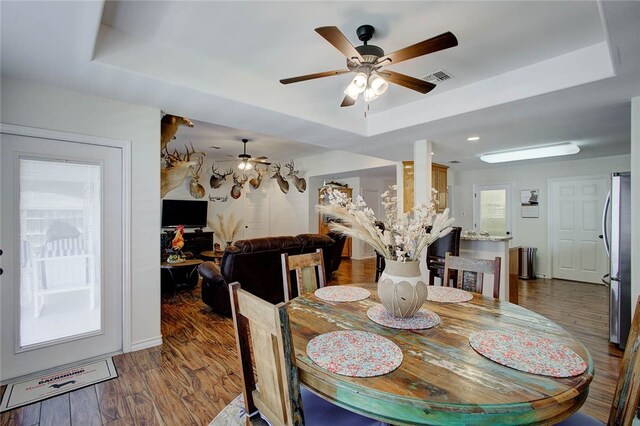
[461,234,513,242]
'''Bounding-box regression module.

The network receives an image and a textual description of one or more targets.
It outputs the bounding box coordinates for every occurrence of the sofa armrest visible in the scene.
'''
[198,261,232,316]
[198,261,222,281]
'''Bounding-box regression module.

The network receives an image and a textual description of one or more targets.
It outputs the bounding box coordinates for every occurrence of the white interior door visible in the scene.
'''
[1,129,124,381]
[550,177,607,283]
[243,186,269,239]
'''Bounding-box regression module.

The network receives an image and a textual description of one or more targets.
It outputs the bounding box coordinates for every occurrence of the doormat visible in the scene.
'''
[0,357,117,412]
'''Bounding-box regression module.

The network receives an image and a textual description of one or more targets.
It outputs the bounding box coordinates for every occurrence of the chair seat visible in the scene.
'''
[301,387,385,426]
[556,411,604,425]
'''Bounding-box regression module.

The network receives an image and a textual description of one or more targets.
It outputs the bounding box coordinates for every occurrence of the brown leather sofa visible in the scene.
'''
[198,234,337,316]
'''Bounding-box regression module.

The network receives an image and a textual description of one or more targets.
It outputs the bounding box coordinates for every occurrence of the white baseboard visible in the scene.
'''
[350,255,376,260]
[129,336,163,352]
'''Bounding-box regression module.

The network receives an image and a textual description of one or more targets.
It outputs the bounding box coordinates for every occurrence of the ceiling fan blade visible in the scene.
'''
[280,69,351,85]
[250,158,271,165]
[382,70,436,94]
[315,26,364,62]
[340,95,356,107]
[377,31,458,66]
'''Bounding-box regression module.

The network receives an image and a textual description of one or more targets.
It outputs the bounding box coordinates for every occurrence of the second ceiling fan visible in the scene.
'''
[228,138,270,170]
[280,25,458,107]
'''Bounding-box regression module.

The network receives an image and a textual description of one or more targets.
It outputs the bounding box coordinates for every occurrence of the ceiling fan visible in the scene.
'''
[280,25,458,107]
[227,138,270,170]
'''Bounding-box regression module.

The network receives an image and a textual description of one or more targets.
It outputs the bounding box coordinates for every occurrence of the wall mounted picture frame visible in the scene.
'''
[521,189,539,218]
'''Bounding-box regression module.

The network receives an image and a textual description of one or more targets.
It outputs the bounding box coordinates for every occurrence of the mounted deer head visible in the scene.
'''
[271,163,289,194]
[285,160,307,193]
[249,165,268,189]
[210,164,233,189]
[188,150,206,199]
[230,173,248,199]
[160,114,194,152]
[161,143,204,198]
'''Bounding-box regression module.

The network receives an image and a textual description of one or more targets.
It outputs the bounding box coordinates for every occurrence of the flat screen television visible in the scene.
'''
[161,199,208,228]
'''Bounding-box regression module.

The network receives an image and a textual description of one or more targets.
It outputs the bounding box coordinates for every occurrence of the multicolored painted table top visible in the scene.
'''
[367,304,441,330]
[314,285,371,302]
[288,282,593,424]
[306,330,403,377]
[427,286,473,303]
[469,330,588,377]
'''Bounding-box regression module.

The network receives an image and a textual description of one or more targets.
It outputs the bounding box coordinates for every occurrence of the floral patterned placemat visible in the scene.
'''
[367,304,441,330]
[314,286,371,302]
[427,286,473,303]
[469,330,587,377]
[306,330,403,377]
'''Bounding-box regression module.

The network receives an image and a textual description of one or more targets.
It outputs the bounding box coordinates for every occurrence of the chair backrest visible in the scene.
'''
[229,282,304,426]
[608,296,640,426]
[282,249,326,302]
[426,227,462,266]
[443,253,501,299]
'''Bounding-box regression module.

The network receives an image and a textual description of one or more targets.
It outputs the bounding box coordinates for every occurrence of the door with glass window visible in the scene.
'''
[473,184,512,236]
[0,129,123,381]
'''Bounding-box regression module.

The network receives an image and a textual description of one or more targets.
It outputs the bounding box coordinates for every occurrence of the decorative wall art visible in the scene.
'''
[271,163,289,194]
[249,165,268,189]
[230,173,248,199]
[285,160,307,193]
[521,189,539,218]
[210,164,233,189]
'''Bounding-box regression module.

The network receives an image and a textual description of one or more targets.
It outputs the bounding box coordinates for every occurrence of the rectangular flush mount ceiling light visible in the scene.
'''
[480,143,580,163]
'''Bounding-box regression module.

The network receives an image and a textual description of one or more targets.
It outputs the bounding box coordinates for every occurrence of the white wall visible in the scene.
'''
[631,97,639,318]
[1,77,161,351]
[452,154,631,278]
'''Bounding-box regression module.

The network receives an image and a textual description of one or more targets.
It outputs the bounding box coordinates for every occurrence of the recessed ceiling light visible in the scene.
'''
[431,152,434,155]
[480,143,580,164]
[467,136,480,142]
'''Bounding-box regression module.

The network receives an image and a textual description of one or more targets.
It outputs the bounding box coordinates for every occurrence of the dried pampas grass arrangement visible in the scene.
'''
[210,213,242,244]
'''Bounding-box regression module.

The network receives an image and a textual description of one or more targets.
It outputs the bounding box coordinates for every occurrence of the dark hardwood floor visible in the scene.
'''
[1,258,622,425]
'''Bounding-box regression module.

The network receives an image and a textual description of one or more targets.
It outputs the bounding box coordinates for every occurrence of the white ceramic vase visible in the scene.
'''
[377,259,428,318]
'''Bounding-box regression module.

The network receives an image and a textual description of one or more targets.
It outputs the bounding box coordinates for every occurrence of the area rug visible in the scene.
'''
[209,394,270,426]
[0,357,117,412]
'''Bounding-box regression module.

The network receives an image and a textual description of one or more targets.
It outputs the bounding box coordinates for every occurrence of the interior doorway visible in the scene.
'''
[1,126,127,381]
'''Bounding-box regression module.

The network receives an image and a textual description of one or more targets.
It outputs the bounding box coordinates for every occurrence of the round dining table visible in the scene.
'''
[287,282,594,425]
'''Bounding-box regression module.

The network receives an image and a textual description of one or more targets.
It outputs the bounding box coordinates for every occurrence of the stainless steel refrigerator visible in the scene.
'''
[601,171,632,349]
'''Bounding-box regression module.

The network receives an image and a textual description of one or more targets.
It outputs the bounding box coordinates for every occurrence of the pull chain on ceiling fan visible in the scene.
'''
[280,25,458,107]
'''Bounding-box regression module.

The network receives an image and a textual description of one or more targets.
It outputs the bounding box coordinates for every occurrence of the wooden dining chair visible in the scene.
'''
[442,253,501,299]
[281,249,326,302]
[559,296,640,425]
[228,282,384,426]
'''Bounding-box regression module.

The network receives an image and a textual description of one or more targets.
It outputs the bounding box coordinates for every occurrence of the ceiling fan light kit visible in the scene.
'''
[280,24,458,107]
[238,160,253,171]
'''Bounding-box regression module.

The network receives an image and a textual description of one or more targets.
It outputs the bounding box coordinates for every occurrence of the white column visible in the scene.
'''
[395,161,404,217]
[413,139,433,280]
[631,97,639,318]
[413,139,433,206]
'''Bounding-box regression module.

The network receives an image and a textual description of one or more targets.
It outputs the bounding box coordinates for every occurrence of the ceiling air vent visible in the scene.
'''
[449,160,461,164]
[422,70,454,83]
